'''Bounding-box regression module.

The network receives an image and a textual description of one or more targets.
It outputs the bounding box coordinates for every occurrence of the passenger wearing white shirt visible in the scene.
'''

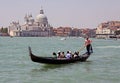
[66,51,71,59]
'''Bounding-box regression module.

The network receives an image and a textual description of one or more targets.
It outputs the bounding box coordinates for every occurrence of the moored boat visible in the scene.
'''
[28,47,91,64]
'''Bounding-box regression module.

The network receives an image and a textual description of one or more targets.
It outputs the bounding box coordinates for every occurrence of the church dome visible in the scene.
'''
[36,9,48,23]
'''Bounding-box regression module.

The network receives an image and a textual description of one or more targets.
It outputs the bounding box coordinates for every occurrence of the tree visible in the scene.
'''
[0,27,8,33]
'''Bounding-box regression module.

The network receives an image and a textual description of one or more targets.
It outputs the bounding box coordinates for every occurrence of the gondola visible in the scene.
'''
[28,47,91,64]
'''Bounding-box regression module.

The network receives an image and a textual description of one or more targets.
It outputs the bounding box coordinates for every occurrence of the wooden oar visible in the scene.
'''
[78,45,85,53]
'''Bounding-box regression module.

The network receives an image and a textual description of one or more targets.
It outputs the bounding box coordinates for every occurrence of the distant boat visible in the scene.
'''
[28,47,91,64]
[79,37,83,38]
[10,36,13,38]
[60,37,66,40]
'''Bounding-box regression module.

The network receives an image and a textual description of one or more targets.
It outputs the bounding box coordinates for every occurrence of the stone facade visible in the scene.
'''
[96,21,120,38]
[8,9,53,37]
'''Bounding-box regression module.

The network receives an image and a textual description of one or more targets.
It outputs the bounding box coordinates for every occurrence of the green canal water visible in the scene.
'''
[0,37,120,83]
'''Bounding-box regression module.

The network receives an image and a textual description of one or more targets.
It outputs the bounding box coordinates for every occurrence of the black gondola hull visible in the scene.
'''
[28,47,91,64]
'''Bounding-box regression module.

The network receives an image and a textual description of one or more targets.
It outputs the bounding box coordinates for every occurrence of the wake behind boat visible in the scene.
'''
[28,47,91,64]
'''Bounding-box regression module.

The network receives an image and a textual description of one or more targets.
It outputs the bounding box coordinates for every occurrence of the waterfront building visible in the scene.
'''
[80,28,96,38]
[8,21,21,36]
[52,27,95,37]
[8,9,53,37]
[72,28,82,37]
[53,27,72,37]
[96,21,120,38]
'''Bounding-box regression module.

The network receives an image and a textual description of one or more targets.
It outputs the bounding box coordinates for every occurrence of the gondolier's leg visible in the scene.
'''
[90,45,93,53]
[86,45,90,55]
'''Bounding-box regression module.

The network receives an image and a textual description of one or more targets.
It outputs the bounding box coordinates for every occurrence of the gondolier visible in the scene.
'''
[84,37,93,55]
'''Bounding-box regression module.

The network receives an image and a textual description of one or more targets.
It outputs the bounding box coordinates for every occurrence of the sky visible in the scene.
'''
[0,0,120,28]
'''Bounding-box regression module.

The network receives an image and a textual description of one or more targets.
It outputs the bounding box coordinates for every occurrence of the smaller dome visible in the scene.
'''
[29,16,34,21]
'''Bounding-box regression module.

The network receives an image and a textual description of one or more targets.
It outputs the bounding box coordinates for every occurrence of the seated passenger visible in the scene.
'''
[57,51,61,58]
[73,51,79,58]
[65,51,72,59]
[56,51,66,59]
[53,52,57,58]
[60,52,65,58]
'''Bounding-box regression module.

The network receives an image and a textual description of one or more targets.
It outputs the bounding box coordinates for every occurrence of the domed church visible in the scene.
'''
[8,9,53,37]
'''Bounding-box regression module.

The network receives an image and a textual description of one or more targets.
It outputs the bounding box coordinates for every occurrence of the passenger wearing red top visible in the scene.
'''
[85,37,93,55]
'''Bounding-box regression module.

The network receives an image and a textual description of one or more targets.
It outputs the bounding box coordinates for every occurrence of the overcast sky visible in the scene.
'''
[0,0,120,28]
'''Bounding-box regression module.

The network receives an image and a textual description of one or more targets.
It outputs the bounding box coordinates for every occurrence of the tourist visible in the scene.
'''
[57,51,61,58]
[73,51,79,58]
[60,52,65,58]
[65,51,72,59]
[53,52,57,58]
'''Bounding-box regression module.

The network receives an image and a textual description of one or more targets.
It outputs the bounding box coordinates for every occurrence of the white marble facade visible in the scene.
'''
[8,9,53,37]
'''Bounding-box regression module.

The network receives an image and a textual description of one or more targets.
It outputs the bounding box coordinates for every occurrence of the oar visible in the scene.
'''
[78,45,85,53]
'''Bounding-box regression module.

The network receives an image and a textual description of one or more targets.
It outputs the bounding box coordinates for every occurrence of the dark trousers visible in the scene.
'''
[86,44,93,55]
